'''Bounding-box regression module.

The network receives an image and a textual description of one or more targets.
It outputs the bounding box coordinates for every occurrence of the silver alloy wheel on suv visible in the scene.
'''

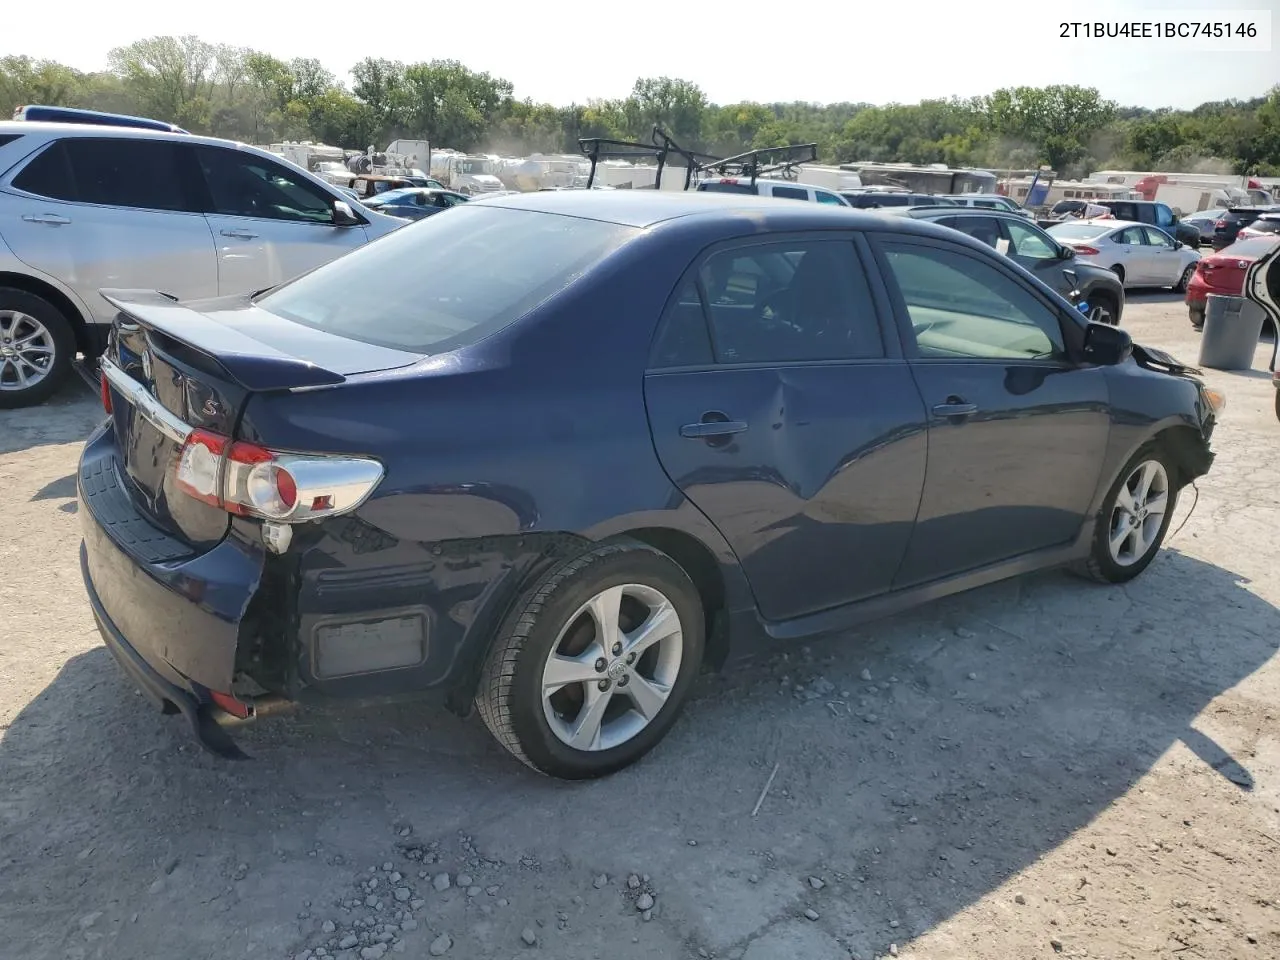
[0,309,55,394]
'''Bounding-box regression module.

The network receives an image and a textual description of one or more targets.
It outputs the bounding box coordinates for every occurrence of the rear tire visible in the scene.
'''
[0,287,75,409]
[1075,443,1179,584]
[476,539,705,779]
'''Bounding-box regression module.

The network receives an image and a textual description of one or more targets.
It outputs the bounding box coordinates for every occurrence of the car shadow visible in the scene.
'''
[0,376,100,456]
[1,550,1276,959]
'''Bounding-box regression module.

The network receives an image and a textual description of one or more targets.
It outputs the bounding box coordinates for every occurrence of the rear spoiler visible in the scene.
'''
[100,289,346,391]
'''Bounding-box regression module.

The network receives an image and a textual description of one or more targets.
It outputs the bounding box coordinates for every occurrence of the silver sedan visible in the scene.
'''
[1046,219,1202,291]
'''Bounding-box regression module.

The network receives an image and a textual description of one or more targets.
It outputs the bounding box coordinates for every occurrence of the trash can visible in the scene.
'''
[1198,294,1266,370]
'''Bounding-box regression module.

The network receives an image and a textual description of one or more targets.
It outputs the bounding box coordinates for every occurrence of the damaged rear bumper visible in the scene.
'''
[78,425,269,757]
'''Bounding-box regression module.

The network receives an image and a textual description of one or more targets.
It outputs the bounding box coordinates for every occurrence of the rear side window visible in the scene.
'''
[18,138,196,211]
[259,206,636,354]
[0,134,20,149]
[12,140,75,200]
[770,186,809,201]
[696,240,884,363]
[651,280,714,368]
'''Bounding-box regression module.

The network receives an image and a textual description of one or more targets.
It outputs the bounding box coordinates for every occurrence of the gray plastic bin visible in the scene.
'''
[1197,294,1265,370]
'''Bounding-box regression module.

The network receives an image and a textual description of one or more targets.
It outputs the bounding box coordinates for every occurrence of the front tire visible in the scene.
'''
[1077,444,1178,584]
[476,540,705,779]
[0,288,75,408]
[1086,293,1119,326]
[1174,264,1195,293]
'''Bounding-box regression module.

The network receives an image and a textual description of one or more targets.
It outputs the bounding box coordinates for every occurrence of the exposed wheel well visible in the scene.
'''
[1151,424,1209,487]
[1110,264,1125,282]
[621,527,728,670]
[0,272,93,356]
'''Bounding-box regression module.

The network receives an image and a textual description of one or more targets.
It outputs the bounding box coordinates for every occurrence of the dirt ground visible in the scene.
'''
[2,293,1278,960]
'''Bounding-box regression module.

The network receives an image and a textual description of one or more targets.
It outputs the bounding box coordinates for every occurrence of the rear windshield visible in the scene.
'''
[1046,223,1111,241]
[697,181,757,195]
[258,205,635,353]
[1221,236,1280,257]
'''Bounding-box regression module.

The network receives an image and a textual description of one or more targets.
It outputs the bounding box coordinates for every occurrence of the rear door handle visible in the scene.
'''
[22,213,71,225]
[680,420,749,438]
[931,401,978,419]
[220,228,259,239]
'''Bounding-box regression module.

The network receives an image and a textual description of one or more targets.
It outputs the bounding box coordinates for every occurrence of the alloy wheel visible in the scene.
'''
[0,310,55,392]
[1107,459,1170,566]
[540,583,684,752]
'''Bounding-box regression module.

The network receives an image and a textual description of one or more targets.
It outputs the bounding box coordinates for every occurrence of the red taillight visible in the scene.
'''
[172,428,382,523]
[1215,219,1228,228]
[99,372,112,414]
[719,178,739,184]
[1072,244,1101,255]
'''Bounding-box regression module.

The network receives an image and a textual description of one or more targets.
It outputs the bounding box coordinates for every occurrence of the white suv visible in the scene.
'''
[0,122,406,407]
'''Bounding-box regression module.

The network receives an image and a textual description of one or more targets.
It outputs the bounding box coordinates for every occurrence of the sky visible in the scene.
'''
[4,0,1277,110]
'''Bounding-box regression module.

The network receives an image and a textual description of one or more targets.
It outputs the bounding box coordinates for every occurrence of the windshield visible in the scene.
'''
[458,159,493,176]
[1047,223,1111,241]
[258,206,636,354]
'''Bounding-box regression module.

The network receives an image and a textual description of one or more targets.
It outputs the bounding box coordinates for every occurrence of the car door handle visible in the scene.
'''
[220,228,259,239]
[22,213,71,225]
[931,400,978,419]
[680,419,749,438]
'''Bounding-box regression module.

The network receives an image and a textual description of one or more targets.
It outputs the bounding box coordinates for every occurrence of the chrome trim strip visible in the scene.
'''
[99,357,192,444]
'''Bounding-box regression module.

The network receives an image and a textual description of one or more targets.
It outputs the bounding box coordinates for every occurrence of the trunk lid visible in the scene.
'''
[99,290,422,547]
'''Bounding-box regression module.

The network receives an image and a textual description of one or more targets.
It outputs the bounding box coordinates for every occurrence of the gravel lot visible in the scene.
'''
[2,293,1278,960]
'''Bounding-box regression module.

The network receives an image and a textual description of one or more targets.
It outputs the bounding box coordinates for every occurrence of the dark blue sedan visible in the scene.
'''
[361,186,470,221]
[81,191,1221,779]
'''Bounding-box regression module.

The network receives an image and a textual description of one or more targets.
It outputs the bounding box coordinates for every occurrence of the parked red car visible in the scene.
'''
[1185,235,1280,329]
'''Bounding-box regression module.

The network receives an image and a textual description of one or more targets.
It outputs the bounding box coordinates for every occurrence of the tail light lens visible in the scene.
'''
[1072,245,1101,255]
[174,428,382,522]
[99,371,112,414]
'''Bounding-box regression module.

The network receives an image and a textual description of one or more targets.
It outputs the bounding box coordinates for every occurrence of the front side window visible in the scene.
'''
[697,240,884,364]
[1154,204,1175,227]
[815,191,845,205]
[1143,227,1175,248]
[1004,220,1058,260]
[197,147,336,223]
[259,206,635,354]
[880,242,1066,361]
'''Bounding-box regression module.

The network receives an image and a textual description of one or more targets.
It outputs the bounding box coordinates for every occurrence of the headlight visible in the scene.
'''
[1201,385,1227,415]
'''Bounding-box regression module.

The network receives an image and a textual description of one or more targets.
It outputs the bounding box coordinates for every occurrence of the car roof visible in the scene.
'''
[481,189,952,233]
[0,119,248,152]
[905,207,1025,221]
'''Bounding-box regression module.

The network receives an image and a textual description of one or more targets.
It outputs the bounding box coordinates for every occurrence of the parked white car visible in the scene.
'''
[0,121,406,406]
[1045,218,1201,291]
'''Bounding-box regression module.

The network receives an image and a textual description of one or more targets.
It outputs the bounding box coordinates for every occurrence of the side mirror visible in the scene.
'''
[1174,240,1184,250]
[332,200,361,227]
[1082,320,1132,365]
[1057,245,1076,260]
